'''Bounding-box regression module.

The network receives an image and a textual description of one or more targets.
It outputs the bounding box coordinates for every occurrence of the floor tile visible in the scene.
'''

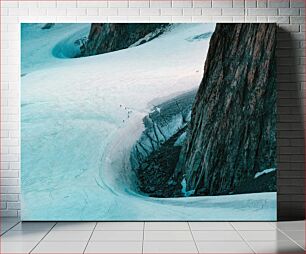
[232,222,276,231]
[32,241,87,253]
[1,230,47,242]
[145,222,189,231]
[192,230,242,241]
[90,230,143,241]
[85,241,142,253]
[144,230,193,241]
[143,241,198,253]
[0,241,37,253]
[249,240,304,253]
[275,221,305,231]
[1,221,20,234]
[239,230,291,241]
[11,222,55,231]
[282,230,305,249]
[42,230,92,242]
[197,241,253,253]
[189,222,234,231]
[96,222,144,231]
[52,222,96,231]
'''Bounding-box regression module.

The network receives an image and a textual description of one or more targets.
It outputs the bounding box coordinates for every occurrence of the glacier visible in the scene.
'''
[21,23,276,221]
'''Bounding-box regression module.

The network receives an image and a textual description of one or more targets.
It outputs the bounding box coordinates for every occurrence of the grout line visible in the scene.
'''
[0,220,20,236]
[82,222,97,254]
[187,222,200,254]
[29,222,57,254]
[229,222,256,254]
[276,227,306,251]
[141,221,145,254]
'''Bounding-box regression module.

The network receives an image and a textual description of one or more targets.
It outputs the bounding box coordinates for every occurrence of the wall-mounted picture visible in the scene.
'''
[21,23,277,221]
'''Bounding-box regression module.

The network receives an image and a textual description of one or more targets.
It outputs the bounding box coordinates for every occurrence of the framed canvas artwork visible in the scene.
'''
[21,23,277,220]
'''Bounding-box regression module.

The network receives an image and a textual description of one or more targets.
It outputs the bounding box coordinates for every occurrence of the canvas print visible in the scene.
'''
[21,23,277,220]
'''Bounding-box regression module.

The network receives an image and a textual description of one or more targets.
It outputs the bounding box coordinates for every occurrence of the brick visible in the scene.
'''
[233,0,244,8]
[212,0,233,8]
[233,16,245,22]
[99,8,118,16]
[7,202,21,210]
[1,1,18,8]
[172,16,193,22]
[247,8,278,15]
[245,16,257,22]
[86,8,99,16]
[18,1,38,8]
[202,8,221,15]
[161,8,183,16]
[107,16,128,22]
[140,8,160,16]
[1,154,19,162]
[192,16,213,22]
[193,0,211,7]
[1,178,19,186]
[28,8,46,16]
[1,202,7,210]
[0,194,19,202]
[268,0,290,8]
[245,0,256,7]
[127,16,150,22]
[77,1,108,8]
[278,8,300,15]
[278,24,300,32]
[222,8,245,16]
[0,170,18,178]
[47,8,67,16]
[257,16,268,21]
[257,0,268,8]
[56,1,77,8]
[149,16,172,22]
[108,0,129,8]
[0,210,18,217]
[213,16,234,22]
[9,162,20,170]
[290,16,305,24]
[38,1,56,8]
[172,0,192,7]
[0,186,20,194]
[118,8,140,16]
[67,8,87,16]
[150,0,172,7]
[8,8,29,16]
[183,8,202,16]
[128,0,149,7]
[290,0,305,8]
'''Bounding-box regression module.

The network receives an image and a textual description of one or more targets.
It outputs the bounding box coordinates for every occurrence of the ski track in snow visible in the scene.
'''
[21,23,276,220]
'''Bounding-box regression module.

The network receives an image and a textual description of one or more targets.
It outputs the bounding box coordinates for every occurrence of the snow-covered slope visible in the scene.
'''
[21,23,276,220]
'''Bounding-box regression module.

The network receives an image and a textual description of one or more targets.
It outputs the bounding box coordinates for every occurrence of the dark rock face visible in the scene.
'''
[81,23,169,57]
[130,91,196,197]
[173,23,277,196]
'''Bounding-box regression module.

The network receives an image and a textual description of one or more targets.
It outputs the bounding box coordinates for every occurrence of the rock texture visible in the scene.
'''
[173,23,277,196]
[81,23,168,57]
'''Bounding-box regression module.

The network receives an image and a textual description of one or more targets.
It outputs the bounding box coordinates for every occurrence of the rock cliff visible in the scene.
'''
[81,23,169,56]
[173,23,277,196]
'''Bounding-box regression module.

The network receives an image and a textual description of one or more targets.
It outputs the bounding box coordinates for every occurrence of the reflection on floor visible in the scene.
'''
[1,218,304,253]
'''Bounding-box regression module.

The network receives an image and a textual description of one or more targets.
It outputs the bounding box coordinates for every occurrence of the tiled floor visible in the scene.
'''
[0,218,304,253]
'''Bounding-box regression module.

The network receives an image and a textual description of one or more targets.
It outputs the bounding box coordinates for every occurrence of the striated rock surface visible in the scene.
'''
[173,23,277,196]
[81,23,169,57]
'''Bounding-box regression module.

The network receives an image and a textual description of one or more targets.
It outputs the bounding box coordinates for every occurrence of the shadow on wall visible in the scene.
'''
[277,27,305,221]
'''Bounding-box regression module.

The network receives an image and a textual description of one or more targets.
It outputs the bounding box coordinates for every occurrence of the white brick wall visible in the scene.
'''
[0,0,305,219]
